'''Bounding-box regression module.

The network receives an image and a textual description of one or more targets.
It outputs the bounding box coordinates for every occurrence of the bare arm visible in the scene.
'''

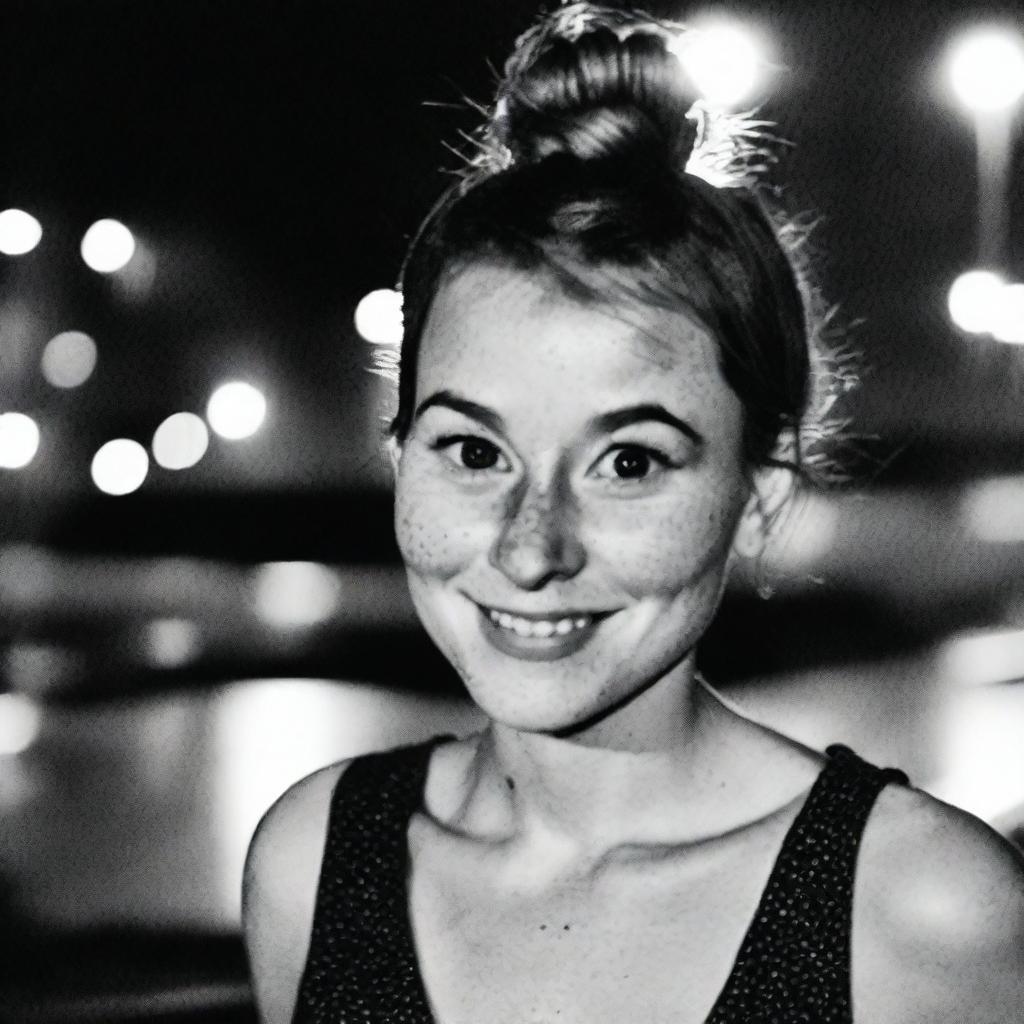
[242,761,350,1024]
[854,785,1024,1024]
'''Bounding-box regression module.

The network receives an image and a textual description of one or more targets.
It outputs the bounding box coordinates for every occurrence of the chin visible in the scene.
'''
[411,585,710,737]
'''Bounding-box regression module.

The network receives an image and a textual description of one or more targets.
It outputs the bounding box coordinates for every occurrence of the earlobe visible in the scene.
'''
[732,491,768,559]
[385,435,402,478]
[731,462,795,560]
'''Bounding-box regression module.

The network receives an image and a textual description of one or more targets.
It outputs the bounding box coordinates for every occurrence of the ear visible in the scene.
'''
[731,462,795,560]
[384,435,402,478]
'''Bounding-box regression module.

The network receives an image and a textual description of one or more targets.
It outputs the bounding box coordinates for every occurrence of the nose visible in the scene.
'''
[490,471,586,590]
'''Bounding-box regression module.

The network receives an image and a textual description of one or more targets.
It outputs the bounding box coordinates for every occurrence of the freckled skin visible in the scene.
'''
[394,261,757,743]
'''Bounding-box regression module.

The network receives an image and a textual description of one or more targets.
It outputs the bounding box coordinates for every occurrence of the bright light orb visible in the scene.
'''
[91,438,149,495]
[0,693,42,756]
[950,28,1024,113]
[669,23,764,108]
[152,411,210,469]
[41,331,98,389]
[253,561,342,629]
[990,282,1024,344]
[354,288,404,345]
[947,269,1004,333]
[80,218,136,273]
[963,475,1024,543]
[0,413,40,470]
[144,618,202,668]
[0,209,43,256]
[206,381,267,440]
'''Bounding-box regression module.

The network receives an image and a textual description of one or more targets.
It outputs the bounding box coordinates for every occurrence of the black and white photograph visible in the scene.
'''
[2,2,1023,1021]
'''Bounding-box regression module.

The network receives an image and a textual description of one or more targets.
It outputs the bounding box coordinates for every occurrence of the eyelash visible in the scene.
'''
[432,435,509,474]
[432,435,675,484]
[593,444,673,485]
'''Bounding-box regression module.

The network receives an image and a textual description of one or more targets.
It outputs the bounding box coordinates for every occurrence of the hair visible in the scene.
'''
[383,3,853,482]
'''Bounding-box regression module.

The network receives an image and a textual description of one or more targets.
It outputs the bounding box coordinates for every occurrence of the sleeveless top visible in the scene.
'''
[292,737,909,1024]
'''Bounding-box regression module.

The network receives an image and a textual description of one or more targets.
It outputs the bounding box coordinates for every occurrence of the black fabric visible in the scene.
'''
[292,738,908,1024]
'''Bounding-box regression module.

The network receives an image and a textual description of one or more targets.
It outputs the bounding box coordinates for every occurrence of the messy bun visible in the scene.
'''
[493,26,698,170]
[385,3,850,484]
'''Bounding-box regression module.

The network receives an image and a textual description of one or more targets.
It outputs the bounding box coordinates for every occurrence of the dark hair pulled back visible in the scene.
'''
[388,3,849,481]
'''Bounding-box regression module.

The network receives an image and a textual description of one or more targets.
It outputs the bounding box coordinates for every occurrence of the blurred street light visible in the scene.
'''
[0,694,42,756]
[950,28,1024,113]
[990,283,1024,344]
[668,21,767,108]
[945,27,1024,341]
[947,27,1024,272]
[41,331,98,389]
[947,269,1005,333]
[81,218,136,273]
[253,562,341,629]
[91,438,149,495]
[152,412,209,470]
[0,413,40,469]
[0,209,43,256]
[206,381,267,440]
[144,618,202,669]
[963,475,1024,543]
[355,288,403,345]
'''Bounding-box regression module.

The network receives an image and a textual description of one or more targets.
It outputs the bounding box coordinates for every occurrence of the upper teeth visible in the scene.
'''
[487,609,593,638]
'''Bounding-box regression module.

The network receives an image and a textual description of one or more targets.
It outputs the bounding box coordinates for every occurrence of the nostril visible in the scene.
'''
[490,512,585,588]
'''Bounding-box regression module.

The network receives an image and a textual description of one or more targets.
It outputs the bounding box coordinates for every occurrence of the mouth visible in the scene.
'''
[484,607,599,638]
[473,602,615,661]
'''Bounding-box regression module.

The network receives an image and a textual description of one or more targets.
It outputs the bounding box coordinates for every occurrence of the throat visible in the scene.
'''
[460,719,734,857]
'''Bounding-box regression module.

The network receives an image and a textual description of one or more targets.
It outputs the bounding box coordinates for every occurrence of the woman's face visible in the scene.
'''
[394,261,757,738]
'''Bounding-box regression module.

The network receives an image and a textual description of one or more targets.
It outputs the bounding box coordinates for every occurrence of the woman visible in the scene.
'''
[244,5,1024,1022]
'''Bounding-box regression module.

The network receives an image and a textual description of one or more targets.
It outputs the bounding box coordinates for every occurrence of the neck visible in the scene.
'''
[462,665,741,858]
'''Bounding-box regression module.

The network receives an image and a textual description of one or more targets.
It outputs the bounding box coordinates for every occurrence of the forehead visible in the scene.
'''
[417,261,733,407]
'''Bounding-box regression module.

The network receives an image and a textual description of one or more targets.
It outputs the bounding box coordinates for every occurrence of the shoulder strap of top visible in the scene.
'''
[292,737,446,1024]
[706,745,908,1024]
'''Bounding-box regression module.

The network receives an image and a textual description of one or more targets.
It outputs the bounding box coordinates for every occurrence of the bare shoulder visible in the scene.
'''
[853,782,1024,1024]
[242,759,351,1024]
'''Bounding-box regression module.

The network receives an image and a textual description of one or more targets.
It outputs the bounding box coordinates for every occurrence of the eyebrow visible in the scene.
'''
[414,392,702,446]
[413,390,506,434]
[594,404,704,445]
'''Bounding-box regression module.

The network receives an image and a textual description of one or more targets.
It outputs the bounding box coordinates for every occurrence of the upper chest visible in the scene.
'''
[406,812,796,1024]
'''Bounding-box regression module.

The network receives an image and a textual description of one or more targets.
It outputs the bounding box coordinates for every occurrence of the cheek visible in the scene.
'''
[393,462,499,581]
[595,486,745,596]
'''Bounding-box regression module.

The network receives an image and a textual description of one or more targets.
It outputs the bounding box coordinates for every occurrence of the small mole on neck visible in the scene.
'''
[505,776,515,790]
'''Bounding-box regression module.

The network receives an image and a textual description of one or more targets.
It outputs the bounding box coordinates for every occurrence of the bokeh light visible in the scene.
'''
[253,562,342,629]
[947,269,1004,333]
[152,412,210,470]
[354,288,404,345]
[80,218,136,273]
[669,22,765,107]
[0,694,42,756]
[0,209,43,256]
[206,381,266,440]
[990,282,1024,344]
[949,28,1024,113]
[144,618,202,669]
[963,475,1024,543]
[40,331,98,389]
[0,413,41,470]
[91,439,149,495]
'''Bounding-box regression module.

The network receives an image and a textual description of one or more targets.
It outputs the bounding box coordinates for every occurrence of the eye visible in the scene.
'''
[592,444,668,482]
[434,435,509,473]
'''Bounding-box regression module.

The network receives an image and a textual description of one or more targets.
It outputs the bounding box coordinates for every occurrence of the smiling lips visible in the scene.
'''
[476,602,613,661]
[486,607,595,638]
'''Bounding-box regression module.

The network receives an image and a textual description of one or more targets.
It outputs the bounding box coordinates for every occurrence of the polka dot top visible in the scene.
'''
[292,737,908,1024]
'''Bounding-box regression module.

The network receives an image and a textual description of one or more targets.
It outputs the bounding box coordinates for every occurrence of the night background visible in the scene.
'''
[1,1,1023,1020]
